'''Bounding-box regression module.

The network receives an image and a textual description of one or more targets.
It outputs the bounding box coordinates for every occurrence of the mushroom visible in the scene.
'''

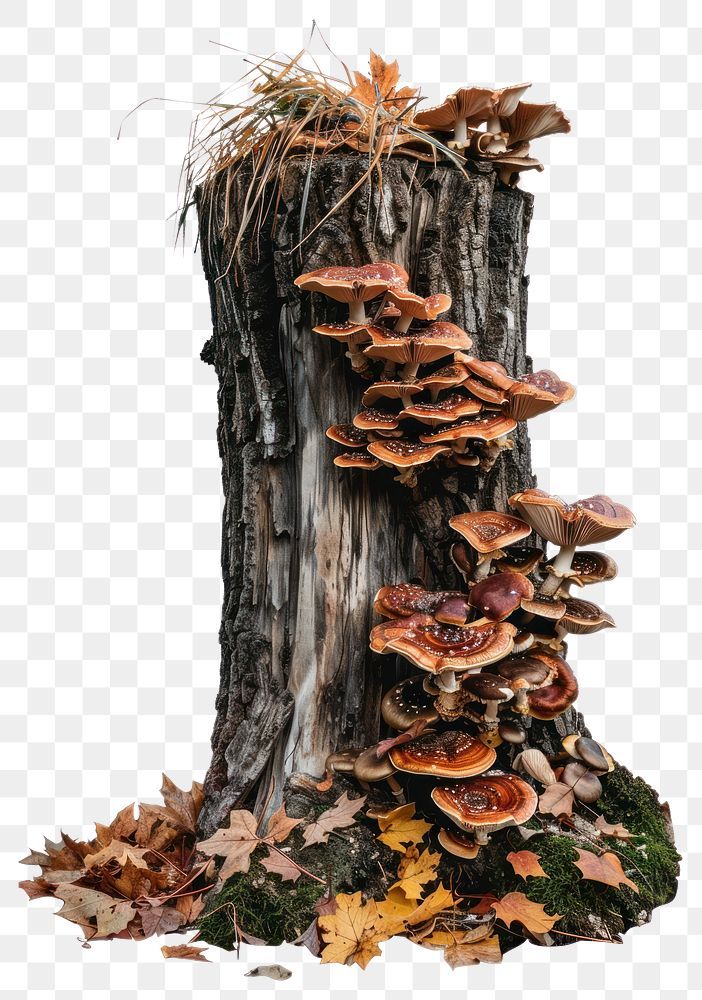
[401,393,482,426]
[363,321,472,380]
[493,546,544,576]
[374,583,471,626]
[513,747,558,786]
[419,413,517,456]
[362,378,422,409]
[325,423,369,449]
[384,287,452,334]
[333,450,382,471]
[547,550,618,596]
[413,86,495,147]
[449,510,532,581]
[562,735,615,774]
[437,828,481,859]
[367,438,451,486]
[352,407,402,434]
[417,360,471,401]
[295,262,409,376]
[526,654,579,720]
[491,653,558,714]
[508,490,636,597]
[461,673,514,729]
[469,570,535,622]
[505,370,576,421]
[512,630,536,654]
[431,772,538,845]
[561,761,602,804]
[500,100,571,147]
[520,592,567,622]
[353,746,405,802]
[450,542,473,585]
[557,598,615,637]
[497,718,527,744]
[388,729,496,778]
[381,676,440,731]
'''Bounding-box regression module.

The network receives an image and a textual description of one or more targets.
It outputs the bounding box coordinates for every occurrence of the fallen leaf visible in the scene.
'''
[264,803,303,843]
[506,850,549,881]
[102,856,171,900]
[538,782,575,818]
[196,810,262,880]
[245,964,292,980]
[594,816,634,841]
[259,847,302,883]
[375,803,433,853]
[19,878,54,900]
[174,893,206,924]
[469,894,499,915]
[389,847,441,901]
[444,933,502,968]
[53,884,135,940]
[292,918,322,956]
[83,839,152,871]
[573,849,639,892]
[135,803,183,851]
[318,892,385,969]
[161,943,210,962]
[314,889,338,917]
[348,50,419,112]
[301,792,366,848]
[160,775,204,834]
[139,904,186,938]
[490,892,562,935]
[374,718,430,758]
[94,803,138,847]
[374,886,418,926]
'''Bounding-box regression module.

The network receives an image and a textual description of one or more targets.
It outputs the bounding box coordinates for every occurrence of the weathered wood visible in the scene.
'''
[196,155,536,836]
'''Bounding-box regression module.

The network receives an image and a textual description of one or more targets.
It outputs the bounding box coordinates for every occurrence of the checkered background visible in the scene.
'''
[1,1,700,997]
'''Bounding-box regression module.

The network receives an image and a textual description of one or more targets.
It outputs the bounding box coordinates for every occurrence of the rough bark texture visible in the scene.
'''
[196,154,538,836]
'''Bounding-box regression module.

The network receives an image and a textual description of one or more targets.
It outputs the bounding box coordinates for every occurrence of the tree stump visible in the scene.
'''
[196,154,537,836]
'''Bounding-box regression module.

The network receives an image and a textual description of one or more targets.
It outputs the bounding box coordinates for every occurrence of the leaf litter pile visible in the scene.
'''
[21,769,658,970]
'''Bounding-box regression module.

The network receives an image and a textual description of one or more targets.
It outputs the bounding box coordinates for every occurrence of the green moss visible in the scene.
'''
[197,852,325,948]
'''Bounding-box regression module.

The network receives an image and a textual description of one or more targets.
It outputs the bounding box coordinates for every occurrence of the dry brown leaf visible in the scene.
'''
[594,816,634,841]
[573,849,639,892]
[375,803,433,853]
[490,892,562,935]
[196,810,262,880]
[53,884,135,940]
[259,847,302,883]
[318,892,386,969]
[264,803,303,843]
[83,839,153,871]
[160,775,204,834]
[301,792,366,848]
[19,878,54,900]
[292,917,323,956]
[174,892,206,923]
[374,718,430,758]
[538,781,575,818]
[444,933,502,968]
[404,884,456,926]
[94,803,138,847]
[134,803,184,851]
[161,943,210,962]
[139,903,186,938]
[506,850,549,881]
[102,856,171,900]
[348,51,419,112]
[389,847,441,901]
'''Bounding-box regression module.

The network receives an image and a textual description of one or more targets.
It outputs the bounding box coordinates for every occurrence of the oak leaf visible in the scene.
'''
[490,892,562,935]
[375,803,433,853]
[594,816,634,841]
[389,847,441,901]
[506,850,549,881]
[318,892,386,969]
[301,792,366,848]
[538,781,575,818]
[573,849,639,892]
[161,943,210,962]
[444,933,502,968]
[259,847,302,884]
[53,884,135,940]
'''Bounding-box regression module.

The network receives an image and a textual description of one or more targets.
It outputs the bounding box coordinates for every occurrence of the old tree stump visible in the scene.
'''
[195,154,678,949]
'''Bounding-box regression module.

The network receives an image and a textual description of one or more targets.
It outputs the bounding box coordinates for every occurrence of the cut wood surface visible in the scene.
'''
[196,155,536,836]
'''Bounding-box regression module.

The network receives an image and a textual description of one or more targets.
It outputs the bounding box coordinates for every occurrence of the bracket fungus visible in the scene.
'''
[449,510,532,580]
[388,730,496,778]
[374,583,471,626]
[431,773,538,845]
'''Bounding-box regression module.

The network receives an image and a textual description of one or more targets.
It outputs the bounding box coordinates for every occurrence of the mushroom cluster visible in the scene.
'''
[295,264,575,486]
[323,489,634,857]
[413,83,571,186]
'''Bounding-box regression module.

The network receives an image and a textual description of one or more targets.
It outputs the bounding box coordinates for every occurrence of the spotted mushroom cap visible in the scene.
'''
[374,583,470,625]
[508,489,636,547]
[385,288,452,321]
[352,408,402,432]
[294,262,409,304]
[312,321,377,342]
[469,570,534,621]
[505,370,576,421]
[526,653,579,720]
[449,510,532,554]
[401,393,482,425]
[463,357,516,390]
[333,450,382,470]
[432,772,538,833]
[389,729,496,778]
[547,550,618,588]
[381,675,440,731]
[362,379,423,406]
[559,598,615,635]
[493,545,544,575]
[326,424,369,449]
[418,413,517,445]
[363,321,473,366]
[417,361,471,393]
[461,672,514,704]
[369,615,516,674]
[367,438,451,469]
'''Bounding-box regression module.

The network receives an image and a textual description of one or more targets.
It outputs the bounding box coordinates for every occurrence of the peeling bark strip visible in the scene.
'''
[196,155,537,836]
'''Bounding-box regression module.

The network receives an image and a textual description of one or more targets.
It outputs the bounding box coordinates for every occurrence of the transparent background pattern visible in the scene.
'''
[1,1,700,997]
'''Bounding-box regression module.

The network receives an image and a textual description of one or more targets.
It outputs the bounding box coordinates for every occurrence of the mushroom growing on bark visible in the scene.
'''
[547,550,618,596]
[363,320,472,380]
[490,653,558,714]
[352,746,405,802]
[469,570,535,621]
[449,510,532,581]
[388,729,496,778]
[413,86,496,147]
[381,676,440,731]
[366,438,451,486]
[461,673,514,735]
[526,653,579,720]
[431,772,538,845]
[374,583,471,626]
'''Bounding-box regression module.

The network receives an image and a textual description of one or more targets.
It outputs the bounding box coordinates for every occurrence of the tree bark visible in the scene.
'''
[196,154,537,837]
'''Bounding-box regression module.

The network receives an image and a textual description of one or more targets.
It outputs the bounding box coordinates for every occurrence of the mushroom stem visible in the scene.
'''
[472,554,494,582]
[482,699,500,723]
[469,616,491,628]
[513,689,529,713]
[436,669,459,693]
[486,115,501,134]
[345,342,371,375]
[348,301,366,325]
[401,360,421,380]
[540,544,576,596]
[385,774,406,803]
[394,312,412,334]
[382,359,397,376]
[429,387,440,403]
[474,828,490,846]
[453,117,468,145]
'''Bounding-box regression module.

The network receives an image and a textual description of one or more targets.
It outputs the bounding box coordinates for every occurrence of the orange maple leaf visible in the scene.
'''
[490,891,562,934]
[506,850,549,881]
[573,849,639,892]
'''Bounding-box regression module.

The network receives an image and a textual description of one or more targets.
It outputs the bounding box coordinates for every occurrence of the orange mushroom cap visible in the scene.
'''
[333,450,382,471]
[369,614,516,674]
[505,370,576,421]
[389,730,496,778]
[401,393,482,425]
[326,423,369,449]
[419,413,517,445]
[386,288,452,321]
[367,438,451,469]
[501,101,571,145]
[449,511,531,554]
[363,321,472,366]
[374,583,471,626]
[432,773,538,832]
[414,86,496,130]
[294,262,409,304]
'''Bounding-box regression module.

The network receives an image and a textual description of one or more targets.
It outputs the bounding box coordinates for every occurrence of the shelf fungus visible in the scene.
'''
[374,583,471,626]
[366,439,451,485]
[449,510,532,581]
[363,320,472,380]
[388,729,496,778]
[431,772,538,845]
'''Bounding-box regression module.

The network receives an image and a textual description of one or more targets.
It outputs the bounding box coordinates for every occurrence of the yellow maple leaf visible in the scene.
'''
[389,847,441,901]
[318,892,388,969]
[491,892,562,934]
[347,50,419,112]
[405,883,456,925]
[375,803,433,853]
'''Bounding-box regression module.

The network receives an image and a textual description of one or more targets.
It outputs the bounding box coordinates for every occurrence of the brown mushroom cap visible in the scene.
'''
[505,370,576,421]
[367,438,451,470]
[401,393,482,425]
[326,423,369,448]
[333,450,382,471]
[548,550,618,589]
[386,288,452,321]
[497,718,527,744]
[417,361,471,394]
[419,413,517,445]
[374,583,470,626]
[492,82,532,117]
[463,357,516,390]
[494,545,544,576]
[352,408,401,432]
[449,510,532,554]
[381,675,440,731]
[501,101,571,144]
[461,375,508,405]
[362,379,423,406]
[559,598,615,635]
[352,745,396,782]
[520,593,567,620]
[414,87,495,130]
[363,321,473,366]
[470,570,534,621]
[562,762,602,804]
[450,541,473,578]
[325,747,362,774]
[563,735,615,774]
[462,673,514,705]
[491,654,555,690]
[389,730,496,778]
[507,490,636,547]
[312,320,376,343]
[432,773,538,833]
[369,615,516,674]
[294,262,409,304]
[437,828,480,859]
[527,654,579,720]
